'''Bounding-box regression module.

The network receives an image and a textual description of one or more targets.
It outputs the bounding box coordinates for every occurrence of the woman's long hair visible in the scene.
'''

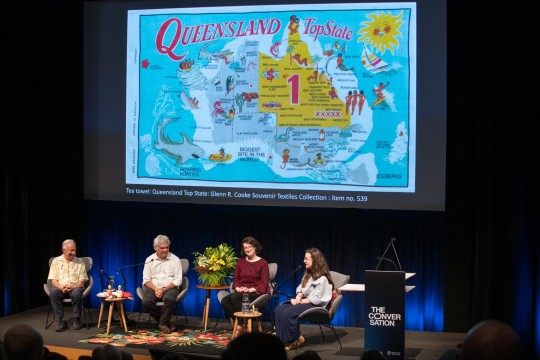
[301,248,334,288]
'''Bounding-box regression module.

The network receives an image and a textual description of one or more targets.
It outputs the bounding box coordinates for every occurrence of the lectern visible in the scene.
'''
[364,270,414,360]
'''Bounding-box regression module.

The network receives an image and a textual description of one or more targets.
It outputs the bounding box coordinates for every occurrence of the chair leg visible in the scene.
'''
[213,307,223,332]
[45,304,55,329]
[213,307,233,333]
[81,305,93,330]
[328,324,342,349]
[135,305,145,330]
[261,307,274,329]
[178,303,189,326]
[318,324,326,341]
[313,323,342,349]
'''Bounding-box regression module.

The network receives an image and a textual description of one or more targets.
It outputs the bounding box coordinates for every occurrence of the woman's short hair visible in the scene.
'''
[240,236,262,257]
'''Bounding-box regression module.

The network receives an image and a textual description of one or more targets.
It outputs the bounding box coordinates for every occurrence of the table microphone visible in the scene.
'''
[272,264,304,299]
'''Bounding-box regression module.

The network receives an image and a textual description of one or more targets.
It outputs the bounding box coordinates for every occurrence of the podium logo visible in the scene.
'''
[368,306,402,326]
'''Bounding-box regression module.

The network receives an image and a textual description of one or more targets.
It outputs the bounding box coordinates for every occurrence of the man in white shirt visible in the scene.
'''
[142,234,182,334]
[47,239,88,331]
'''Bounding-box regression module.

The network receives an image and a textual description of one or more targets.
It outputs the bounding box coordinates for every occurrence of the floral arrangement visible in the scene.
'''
[193,243,238,286]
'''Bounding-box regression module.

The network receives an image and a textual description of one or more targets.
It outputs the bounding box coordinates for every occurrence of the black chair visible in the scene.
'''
[43,256,94,329]
[215,262,278,331]
[136,258,190,328]
[298,270,350,348]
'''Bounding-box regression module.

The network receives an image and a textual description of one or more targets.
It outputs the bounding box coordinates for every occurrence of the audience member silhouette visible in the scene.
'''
[361,349,387,360]
[2,324,67,360]
[292,349,322,359]
[221,332,287,360]
[457,319,523,360]
[91,345,133,360]
[158,353,190,360]
[0,339,5,360]
[156,352,189,360]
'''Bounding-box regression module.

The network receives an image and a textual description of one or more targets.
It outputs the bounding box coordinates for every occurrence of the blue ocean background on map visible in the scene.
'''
[135,8,412,188]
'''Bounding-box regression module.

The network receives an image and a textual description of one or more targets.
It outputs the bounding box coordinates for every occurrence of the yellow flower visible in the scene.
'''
[193,243,238,286]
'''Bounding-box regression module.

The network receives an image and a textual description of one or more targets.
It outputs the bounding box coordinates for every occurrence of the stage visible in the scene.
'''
[0,305,463,360]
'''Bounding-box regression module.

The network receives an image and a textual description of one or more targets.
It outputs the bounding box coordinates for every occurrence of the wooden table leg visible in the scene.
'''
[97,300,105,328]
[202,289,211,330]
[118,301,128,332]
[106,302,115,335]
[247,318,252,333]
[232,318,239,339]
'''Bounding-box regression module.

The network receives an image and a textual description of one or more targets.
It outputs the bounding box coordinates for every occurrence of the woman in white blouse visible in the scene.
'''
[274,248,334,350]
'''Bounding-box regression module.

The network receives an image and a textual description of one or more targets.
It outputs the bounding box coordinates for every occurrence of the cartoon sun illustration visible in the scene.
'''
[357,11,403,55]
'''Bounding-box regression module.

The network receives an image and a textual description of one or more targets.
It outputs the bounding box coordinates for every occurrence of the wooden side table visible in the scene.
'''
[97,296,128,334]
[231,311,262,339]
[196,284,230,331]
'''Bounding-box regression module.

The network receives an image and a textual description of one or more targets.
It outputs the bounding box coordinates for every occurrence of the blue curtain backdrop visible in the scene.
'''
[2,0,537,358]
[83,201,444,331]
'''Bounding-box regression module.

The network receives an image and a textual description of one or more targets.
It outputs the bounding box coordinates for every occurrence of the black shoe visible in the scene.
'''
[73,318,82,330]
[56,321,68,332]
[159,325,172,334]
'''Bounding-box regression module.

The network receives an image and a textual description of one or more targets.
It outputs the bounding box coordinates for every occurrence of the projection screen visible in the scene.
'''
[84,0,446,211]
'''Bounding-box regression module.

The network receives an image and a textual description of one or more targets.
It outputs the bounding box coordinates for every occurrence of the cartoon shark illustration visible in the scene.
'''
[154,117,205,165]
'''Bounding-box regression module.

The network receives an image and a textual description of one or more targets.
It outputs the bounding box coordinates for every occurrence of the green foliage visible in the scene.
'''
[193,243,238,286]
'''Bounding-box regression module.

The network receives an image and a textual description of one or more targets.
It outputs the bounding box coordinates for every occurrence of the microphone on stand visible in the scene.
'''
[376,257,398,270]
[116,259,155,290]
[272,264,304,299]
[116,258,154,274]
[98,266,116,296]
[97,266,116,284]
[376,237,395,270]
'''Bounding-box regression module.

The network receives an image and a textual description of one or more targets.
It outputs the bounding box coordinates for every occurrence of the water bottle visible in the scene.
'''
[241,293,250,314]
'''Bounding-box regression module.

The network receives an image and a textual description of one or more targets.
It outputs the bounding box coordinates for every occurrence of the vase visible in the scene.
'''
[210,278,225,286]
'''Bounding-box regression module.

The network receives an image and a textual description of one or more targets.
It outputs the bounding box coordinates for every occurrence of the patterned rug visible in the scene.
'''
[78,327,232,356]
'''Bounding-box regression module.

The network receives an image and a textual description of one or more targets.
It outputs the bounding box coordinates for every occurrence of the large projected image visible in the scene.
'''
[126,4,416,194]
[85,0,446,211]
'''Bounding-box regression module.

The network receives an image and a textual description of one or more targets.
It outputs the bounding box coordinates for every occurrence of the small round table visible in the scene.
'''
[97,296,128,334]
[232,311,263,339]
[196,284,230,331]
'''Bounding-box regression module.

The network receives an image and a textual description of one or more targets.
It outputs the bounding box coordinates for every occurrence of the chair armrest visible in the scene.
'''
[299,306,330,323]
[250,293,270,308]
[176,276,189,301]
[82,276,94,298]
[43,283,51,296]
[136,287,144,300]
[217,290,230,303]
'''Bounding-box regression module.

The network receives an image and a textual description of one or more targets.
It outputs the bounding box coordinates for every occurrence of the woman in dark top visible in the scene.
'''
[220,236,270,335]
